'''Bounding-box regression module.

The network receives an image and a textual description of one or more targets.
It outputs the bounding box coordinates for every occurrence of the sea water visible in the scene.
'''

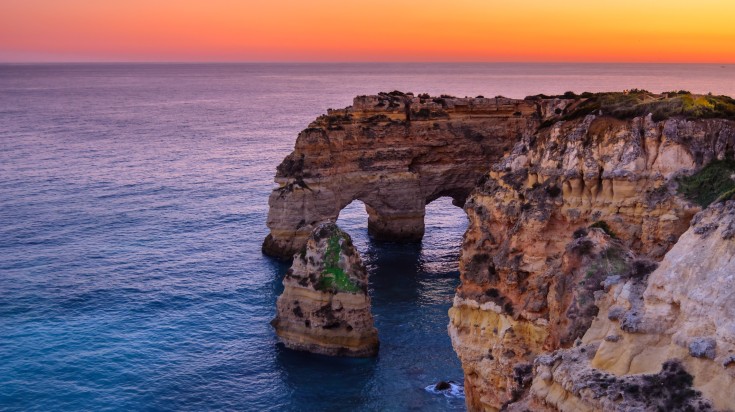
[1,63,733,411]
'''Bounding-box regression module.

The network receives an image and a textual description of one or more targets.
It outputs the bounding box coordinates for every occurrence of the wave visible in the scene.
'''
[424,380,465,399]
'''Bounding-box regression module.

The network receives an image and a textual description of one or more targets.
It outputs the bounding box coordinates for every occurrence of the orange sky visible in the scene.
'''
[1,0,734,62]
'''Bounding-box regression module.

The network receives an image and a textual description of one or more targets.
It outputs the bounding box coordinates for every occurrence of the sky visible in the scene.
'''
[1,0,735,63]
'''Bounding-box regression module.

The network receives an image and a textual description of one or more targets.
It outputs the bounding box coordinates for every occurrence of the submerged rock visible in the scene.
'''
[435,381,451,391]
[272,223,378,357]
[425,380,465,399]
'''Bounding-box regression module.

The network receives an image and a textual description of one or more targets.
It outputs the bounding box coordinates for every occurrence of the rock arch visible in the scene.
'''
[262,92,543,259]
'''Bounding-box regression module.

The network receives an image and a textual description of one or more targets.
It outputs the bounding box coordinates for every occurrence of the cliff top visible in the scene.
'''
[312,90,735,127]
[532,89,735,124]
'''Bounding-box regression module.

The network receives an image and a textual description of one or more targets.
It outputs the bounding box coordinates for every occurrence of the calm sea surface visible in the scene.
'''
[1,63,734,411]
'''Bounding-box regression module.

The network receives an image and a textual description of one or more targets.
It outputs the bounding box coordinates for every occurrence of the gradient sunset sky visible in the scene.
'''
[2,0,734,63]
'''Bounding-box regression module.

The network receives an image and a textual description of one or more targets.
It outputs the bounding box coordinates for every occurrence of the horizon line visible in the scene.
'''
[1,60,733,65]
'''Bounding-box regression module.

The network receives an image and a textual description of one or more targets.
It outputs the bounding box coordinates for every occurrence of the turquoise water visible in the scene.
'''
[1,63,733,411]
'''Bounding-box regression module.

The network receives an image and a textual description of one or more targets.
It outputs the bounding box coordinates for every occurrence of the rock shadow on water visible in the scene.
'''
[274,342,378,409]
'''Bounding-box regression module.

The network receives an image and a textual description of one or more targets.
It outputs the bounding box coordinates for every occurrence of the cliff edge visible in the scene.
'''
[266,90,735,410]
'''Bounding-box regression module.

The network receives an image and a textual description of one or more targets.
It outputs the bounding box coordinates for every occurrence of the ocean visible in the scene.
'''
[1,63,734,411]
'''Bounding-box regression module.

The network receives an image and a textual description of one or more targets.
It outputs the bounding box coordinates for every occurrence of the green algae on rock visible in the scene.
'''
[272,223,378,357]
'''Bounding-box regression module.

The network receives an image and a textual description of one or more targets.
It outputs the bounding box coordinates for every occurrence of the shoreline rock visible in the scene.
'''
[510,201,735,411]
[266,91,735,410]
[272,223,379,357]
[448,104,734,410]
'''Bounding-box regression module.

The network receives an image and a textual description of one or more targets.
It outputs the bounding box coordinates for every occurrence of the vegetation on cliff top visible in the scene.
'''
[316,231,361,293]
[532,90,735,125]
[677,159,735,207]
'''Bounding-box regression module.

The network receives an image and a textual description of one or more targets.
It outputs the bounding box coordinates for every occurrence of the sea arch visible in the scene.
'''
[262,93,540,259]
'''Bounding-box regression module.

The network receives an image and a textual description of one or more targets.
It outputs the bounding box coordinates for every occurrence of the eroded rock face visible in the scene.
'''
[266,91,735,410]
[520,201,735,411]
[263,92,554,259]
[523,347,715,412]
[449,227,645,410]
[272,223,378,357]
[449,113,735,410]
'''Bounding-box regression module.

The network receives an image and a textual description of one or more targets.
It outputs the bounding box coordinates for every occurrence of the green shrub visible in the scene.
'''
[717,187,735,202]
[316,233,360,293]
[677,159,735,207]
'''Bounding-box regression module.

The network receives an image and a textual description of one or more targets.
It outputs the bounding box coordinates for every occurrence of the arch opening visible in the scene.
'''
[335,196,468,270]
[333,196,467,402]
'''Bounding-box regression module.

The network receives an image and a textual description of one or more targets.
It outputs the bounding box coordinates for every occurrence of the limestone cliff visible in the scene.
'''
[272,223,378,357]
[520,201,735,411]
[266,91,735,410]
[263,92,556,259]
[450,114,735,409]
[449,109,735,410]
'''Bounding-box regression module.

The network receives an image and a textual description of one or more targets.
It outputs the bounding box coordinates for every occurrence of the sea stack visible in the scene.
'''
[272,223,379,357]
[268,91,735,410]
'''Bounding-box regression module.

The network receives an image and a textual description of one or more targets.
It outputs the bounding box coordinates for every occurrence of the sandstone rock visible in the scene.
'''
[266,91,735,410]
[263,93,553,259]
[449,226,640,410]
[272,223,378,357]
[525,345,714,412]
[447,108,735,410]
[518,201,735,411]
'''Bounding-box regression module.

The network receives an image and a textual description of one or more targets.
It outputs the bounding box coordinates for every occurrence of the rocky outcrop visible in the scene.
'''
[519,201,735,411]
[266,91,735,410]
[272,223,378,357]
[449,110,735,410]
[263,92,555,259]
[449,227,644,410]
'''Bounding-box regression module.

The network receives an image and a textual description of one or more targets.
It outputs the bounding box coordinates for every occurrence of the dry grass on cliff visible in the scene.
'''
[537,91,735,125]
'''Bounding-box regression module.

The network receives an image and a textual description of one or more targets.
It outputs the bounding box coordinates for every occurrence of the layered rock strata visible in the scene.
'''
[272,223,378,357]
[263,92,558,259]
[449,113,735,410]
[518,201,735,411]
[266,91,735,410]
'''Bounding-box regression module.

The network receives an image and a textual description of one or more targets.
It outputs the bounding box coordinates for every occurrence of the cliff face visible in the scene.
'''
[263,92,555,259]
[266,91,735,410]
[272,223,378,357]
[523,201,735,411]
[449,111,735,410]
